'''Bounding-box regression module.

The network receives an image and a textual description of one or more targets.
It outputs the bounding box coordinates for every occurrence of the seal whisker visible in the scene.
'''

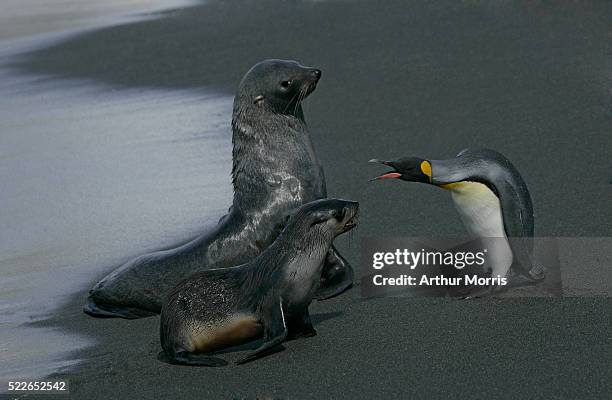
[284,85,304,114]
[293,84,307,115]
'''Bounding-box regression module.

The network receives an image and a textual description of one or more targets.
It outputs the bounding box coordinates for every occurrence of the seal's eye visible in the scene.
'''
[280,80,292,89]
[310,213,328,227]
[332,209,345,221]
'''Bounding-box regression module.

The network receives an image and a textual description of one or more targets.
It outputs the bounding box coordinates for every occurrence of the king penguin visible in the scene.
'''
[369,148,545,290]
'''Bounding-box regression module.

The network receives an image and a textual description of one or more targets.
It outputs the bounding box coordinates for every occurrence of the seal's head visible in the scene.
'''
[288,199,359,245]
[237,59,322,115]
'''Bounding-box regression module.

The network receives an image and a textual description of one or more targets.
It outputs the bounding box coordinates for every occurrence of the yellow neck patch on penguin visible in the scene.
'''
[439,181,492,196]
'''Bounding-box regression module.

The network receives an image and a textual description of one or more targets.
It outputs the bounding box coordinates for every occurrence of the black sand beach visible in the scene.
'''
[5,0,612,398]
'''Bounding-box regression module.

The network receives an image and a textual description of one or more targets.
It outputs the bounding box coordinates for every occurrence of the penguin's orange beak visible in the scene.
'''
[372,172,402,180]
[368,159,401,181]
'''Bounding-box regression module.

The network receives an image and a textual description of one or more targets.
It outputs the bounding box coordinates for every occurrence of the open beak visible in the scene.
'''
[368,159,402,181]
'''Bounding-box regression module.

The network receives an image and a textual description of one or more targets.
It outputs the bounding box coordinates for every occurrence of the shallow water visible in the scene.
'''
[0,0,201,41]
[0,0,233,384]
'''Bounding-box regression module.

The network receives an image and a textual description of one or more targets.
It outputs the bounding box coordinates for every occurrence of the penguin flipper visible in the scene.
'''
[495,178,539,281]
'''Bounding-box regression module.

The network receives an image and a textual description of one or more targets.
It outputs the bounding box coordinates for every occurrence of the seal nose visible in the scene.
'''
[343,201,359,218]
[311,69,322,81]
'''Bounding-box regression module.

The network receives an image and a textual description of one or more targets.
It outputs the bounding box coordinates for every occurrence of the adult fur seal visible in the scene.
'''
[159,198,359,366]
[84,59,353,319]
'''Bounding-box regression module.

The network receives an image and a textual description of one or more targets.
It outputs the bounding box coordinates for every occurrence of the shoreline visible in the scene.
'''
[0,1,232,384]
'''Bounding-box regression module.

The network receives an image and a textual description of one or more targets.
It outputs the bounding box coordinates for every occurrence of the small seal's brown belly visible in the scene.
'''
[187,314,263,354]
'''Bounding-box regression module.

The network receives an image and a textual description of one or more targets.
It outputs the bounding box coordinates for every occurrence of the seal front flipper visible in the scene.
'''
[83,297,157,319]
[236,297,288,365]
[315,245,354,300]
[287,310,316,340]
[158,351,227,367]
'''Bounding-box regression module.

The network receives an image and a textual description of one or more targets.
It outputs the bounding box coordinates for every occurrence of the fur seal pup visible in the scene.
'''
[369,148,544,292]
[159,198,359,366]
[85,59,353,319]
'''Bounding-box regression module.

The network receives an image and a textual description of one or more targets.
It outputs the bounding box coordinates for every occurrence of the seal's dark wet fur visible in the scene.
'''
[159,199,359,366]
[85,60,354,319]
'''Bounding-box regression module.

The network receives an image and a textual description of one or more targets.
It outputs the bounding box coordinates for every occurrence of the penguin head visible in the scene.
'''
[369,157,432,183]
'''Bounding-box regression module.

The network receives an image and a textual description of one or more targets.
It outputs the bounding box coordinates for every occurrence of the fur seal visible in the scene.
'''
[84,59,353,319]
[369,148,544,293]
[158,198,359,366]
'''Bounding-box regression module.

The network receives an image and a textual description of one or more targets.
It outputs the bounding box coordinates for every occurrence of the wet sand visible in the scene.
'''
[3,0,612,398]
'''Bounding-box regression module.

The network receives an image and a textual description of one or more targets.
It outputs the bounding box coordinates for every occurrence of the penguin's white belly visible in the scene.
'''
[443,181,513,276]
[446,181,505,238]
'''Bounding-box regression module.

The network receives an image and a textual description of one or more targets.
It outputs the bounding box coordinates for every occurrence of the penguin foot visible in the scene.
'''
[527,265,546,282]
[458,284,505,300]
